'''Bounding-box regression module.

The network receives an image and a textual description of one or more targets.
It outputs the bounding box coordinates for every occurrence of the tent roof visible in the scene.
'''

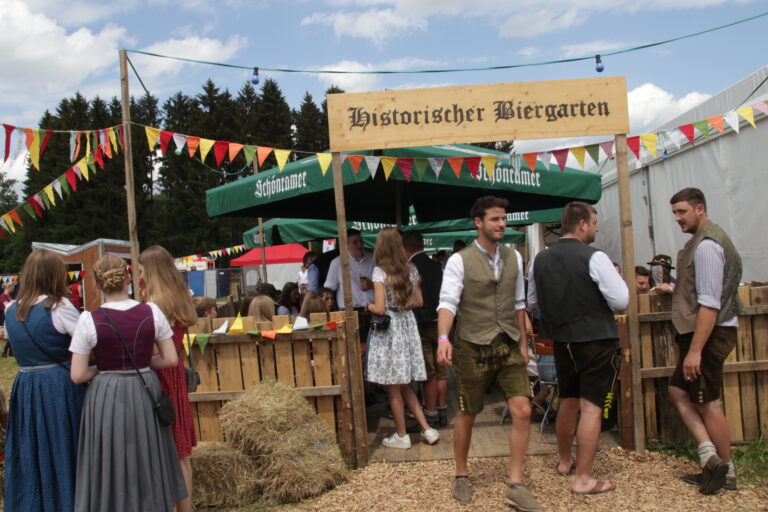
[230,243,308,266]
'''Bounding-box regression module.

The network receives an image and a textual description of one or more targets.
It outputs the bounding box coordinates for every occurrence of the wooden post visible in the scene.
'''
[615,134,645,453]
[331,152,369,467]
[118,50,141,294]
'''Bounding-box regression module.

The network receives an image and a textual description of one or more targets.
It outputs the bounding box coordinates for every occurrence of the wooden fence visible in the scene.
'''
[627,285,768,445]
[185,311,367,466]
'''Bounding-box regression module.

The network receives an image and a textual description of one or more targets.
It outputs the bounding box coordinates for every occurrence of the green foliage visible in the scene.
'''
[294,92,326,154]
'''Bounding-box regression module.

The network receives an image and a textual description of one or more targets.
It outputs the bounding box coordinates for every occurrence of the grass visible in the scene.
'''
[649,435,768,487]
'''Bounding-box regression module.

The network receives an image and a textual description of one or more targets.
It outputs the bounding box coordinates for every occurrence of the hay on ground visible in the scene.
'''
[189,442,259,508]
[218,379,348,503]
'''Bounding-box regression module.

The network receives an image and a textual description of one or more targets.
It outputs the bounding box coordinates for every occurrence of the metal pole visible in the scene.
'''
[119,50,141,295]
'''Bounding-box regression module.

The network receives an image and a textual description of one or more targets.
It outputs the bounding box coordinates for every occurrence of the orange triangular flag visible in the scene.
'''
[317,153,332,175]
[186,136,200,157]
[481,156,496,179]
[257,147,273,167]
[447,157,464,178]
[228,143,244,161]
[199,138,215,162]
[274,149,291,171]
[261,330,277,340]
[380,157,396,180]
[145,126,160,151]
[347,155,364,174]
[707,115,724,133]
[736,106,756,128]
[9,209,23,227]
[523,152,538,173]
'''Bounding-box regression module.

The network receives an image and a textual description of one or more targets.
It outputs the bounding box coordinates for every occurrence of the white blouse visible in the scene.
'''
[4,295,80,336]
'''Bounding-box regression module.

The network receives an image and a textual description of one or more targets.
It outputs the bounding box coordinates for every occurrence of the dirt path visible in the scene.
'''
[286,448,767,512]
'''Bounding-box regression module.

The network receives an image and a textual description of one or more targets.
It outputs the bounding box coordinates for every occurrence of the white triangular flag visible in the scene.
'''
[723,111,740,134]
[53,180,63,198]
[428,158,444,178]
[172,133,187,152]
[364,156,380,179]
[69,132,77,161]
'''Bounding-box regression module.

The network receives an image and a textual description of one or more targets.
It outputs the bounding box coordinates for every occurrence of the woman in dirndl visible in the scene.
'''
[70,255,186,511]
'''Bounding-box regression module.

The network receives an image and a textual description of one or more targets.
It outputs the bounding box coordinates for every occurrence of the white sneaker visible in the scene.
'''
[382,432,412,449]
[421,428,440,445]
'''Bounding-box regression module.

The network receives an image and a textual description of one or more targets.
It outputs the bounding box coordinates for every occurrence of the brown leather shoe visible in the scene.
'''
[682,472,737,491]
[699,455,729,495]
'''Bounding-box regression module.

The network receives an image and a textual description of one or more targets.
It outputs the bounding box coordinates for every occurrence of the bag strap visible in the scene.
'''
[185,328,195,371]
[97,308,156,404]
[19,318,70,370]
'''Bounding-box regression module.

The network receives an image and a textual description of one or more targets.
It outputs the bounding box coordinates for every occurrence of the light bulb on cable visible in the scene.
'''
[251,67,260,85]
[595,55,604,73]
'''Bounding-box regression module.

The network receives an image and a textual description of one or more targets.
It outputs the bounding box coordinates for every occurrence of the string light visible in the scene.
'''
[595,55,604,73]
[251,67,260,85]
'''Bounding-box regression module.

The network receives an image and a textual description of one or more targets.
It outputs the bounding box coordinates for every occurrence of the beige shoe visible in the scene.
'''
[452,477,471,503]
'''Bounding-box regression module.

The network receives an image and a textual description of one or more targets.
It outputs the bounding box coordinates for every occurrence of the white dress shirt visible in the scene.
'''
[527,247,629,312]
[324,252,375,309]
[695,239,738,327]
[4,296,80,336]
[437,241,526,316]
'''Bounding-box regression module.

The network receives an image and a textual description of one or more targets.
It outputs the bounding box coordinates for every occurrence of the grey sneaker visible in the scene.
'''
[452,477,471,503]
[700,454,728,495]
[682,472,737,491]
[505,484,540,511]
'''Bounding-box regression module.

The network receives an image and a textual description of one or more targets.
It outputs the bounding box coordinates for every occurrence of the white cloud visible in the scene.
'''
[23,0,136,26]
[560,40,633,59]
[314,57,444,92]
[628,82,710,133]
[517,46,541,58]
[301,8,427,46]
[499,8,584,38]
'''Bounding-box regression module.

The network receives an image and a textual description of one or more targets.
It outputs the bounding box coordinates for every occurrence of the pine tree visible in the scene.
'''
[294,92,325,153]
[257,78,293,169]
[320,85,344,151]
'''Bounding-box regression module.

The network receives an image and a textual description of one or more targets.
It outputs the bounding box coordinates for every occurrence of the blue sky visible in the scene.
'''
[0,0,766,183]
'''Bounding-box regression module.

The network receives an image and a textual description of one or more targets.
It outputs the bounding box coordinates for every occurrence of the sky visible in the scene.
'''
[0,0,766,186]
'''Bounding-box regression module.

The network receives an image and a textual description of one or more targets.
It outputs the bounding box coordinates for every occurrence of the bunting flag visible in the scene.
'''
[3,124,13,162]
[28,129,41,170]
[724,111,740,133]
[186,136,200,157]
[172,133,186,154]
[381,156,397,180]
[736,106,756,128]
[364,155,380,179]
[428,158,444,178]
[707,115,724,133]
[53,180,63,199]
[199,138,215,162]
[640,133,657,158]
[447,157,463,178]
[109,127,119,154]
[101,129,112,159]
[585,144,600,166]
[754,102,768,115]
[261,330,277,340]
[182,333,196,355]
[522,152,538,173]
[600,141,614,160]
[195,333,210,354]
[213,140,229,167]
[481,155,496,178]
[257,146,273,166]
[318,153,333,176]
[397,157,413,181]
[276,324,293,334]
[228,314,244,334]
[693,120,710,139]
[145,126,160,151]
[159,130,173,155]
[243,145,257,166]
[40,129,52,161]
[9,209,23,227]
[26,197,42,217]
[228,142,244,162]
[77,157,89,181]
[538,152,552,170]
[274,149,291,171]
[679,124,696,146]
[552,149,569,171]
[464,157,481,179]
[347,154,364,174]
[413,158,428,179]
[2,215,14,233]
[571,146,586,169]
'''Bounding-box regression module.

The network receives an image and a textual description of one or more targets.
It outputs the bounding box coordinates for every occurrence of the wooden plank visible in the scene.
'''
[737,287,759,440]
[617,315,634,449]
[638,295,657,441]
[274,340,296,385]
[750,286,768,439]
[189,319,221,441]
[293,337,315,413]
[638,305,768,323]
[187,318,212,440]
[188,386,342,402]
[313,337,337,435]
[722,311,744,441]
[641,360,768,378]
[256,321,276,380]
[211,317,245,392]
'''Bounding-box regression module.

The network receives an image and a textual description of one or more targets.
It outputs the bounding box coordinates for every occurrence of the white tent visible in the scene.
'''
[593,66,768,281]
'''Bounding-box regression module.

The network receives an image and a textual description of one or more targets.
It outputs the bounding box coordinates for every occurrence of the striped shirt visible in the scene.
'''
[694,239,738,327]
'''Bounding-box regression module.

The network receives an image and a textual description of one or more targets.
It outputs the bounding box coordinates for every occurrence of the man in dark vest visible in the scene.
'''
[402,231,446,428]
[668,187,743,495]
[528,201,628,496]
[437,196,539,511]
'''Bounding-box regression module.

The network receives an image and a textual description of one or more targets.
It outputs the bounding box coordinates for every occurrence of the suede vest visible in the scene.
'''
[456,243,520,346]
[532,238,618,342]
[671,221,743,334]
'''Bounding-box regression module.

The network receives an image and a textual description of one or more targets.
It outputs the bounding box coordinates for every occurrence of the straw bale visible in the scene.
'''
[189,442,259,508]
[218,380,348,503]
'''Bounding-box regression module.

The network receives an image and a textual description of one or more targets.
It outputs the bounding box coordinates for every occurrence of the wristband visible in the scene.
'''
[437,335,450,344]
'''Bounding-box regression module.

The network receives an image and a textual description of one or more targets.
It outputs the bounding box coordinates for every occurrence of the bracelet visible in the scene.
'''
[437,335,450,344]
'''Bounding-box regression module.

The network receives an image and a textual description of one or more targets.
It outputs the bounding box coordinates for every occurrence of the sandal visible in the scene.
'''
[572,480,615,495]
[556,461,576,476]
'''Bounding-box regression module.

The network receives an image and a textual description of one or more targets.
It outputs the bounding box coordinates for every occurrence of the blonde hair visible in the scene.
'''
[92,255,129,295]
[248,295,274,323]
[373,227,415,311]
[139,246,197,328]
[15,249,69,321]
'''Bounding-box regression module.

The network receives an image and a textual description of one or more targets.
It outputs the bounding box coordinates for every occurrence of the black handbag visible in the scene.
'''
[369,313,391,332]
[184,329,200,393]
[99,308,176,427]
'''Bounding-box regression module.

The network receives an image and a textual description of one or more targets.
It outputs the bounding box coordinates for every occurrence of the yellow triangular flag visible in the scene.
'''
[274,149,291,171]
[77,158,89,181]
[145,126,160,151]
[29,130,41,169]
[480,156,496,179]
[2,214,15,233]
[68,271,75,280]
[381,157,397,181]
[228,313,244,334]
[44,185,56,205]
[736,106,756,128]
[639,133,657,158]
[570,146,586,168]
[183,333,196,355]
[108,128,119,154]
[199,138,215,162]
[317,153,332,175]
[276,323,293,334]
[85,131,91,162]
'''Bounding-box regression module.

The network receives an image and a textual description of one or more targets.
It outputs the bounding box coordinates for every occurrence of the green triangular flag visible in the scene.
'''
[21,203,37,221]
[58,175,70,195]
[40,192,51,209]
[414,158,429,179]
[246,330,261,336]
[88,159,97,176]
[693,120,710,138]
[309,323,326,330]
[585,144,601,166]
[243,146,257,166]
[195,333,211,354]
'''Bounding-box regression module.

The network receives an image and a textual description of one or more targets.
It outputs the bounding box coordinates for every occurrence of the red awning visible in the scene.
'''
[229,243,308,266]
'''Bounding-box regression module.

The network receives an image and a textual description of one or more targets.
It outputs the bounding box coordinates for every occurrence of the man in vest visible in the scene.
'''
[437,196,539,511]
[668,187,742,495]
[528,201,628,496]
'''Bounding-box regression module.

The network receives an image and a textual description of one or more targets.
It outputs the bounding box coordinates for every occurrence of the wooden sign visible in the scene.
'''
[327,76,629,151]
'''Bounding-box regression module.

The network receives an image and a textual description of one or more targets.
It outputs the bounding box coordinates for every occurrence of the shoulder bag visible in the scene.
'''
[184,328,200,393]
[99,308,175,427]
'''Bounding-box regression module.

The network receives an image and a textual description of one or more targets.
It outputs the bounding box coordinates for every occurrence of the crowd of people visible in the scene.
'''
[0,186,742,511]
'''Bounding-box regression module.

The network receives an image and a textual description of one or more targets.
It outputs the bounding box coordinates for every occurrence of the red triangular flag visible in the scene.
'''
[347,155,364,174]
[40,129,53,158]
[626,136,641,158]
[464,157,481,179]
[213,140,228,167]
[324,321,337,330]
[552,149,569,171]
[522,152,538,173]
[447,157,464,178]
[26,197,42,217]
[117,125,125,148]
[679,124,695,146]
[257,147,273,167]
[93,146,105,169]
[102,129,112,159]
[396,158,413,181]
[3,124,14,162]
[65,168,77,191]
[158,130,173,155]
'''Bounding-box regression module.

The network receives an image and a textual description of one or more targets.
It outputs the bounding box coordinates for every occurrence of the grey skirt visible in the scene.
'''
[75,369,187,512]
